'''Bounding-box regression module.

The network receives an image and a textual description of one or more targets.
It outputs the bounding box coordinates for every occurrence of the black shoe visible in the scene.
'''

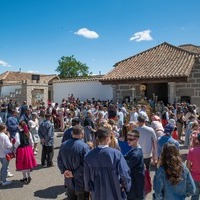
[25,177,31,184]
[20,178,27,182]
[47,164,55,167]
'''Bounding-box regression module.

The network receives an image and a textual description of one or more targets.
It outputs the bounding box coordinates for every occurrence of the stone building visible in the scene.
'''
[100,42,200,106]
[0,71,59,106]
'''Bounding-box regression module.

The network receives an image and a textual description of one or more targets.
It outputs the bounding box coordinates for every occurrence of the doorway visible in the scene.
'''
[146,83,168,105]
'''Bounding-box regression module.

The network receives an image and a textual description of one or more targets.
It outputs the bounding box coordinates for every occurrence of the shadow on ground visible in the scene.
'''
[0,180,24,189]
[34,185,66,199]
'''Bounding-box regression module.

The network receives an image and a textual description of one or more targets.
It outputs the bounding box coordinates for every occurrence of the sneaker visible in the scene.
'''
[2,180,12,186]
[7,172,14,177]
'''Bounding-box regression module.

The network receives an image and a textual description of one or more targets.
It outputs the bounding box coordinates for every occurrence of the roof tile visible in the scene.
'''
[179,44,200,54]
[0,71,58,83]
[53,75,103,83]
[101,42,197,82]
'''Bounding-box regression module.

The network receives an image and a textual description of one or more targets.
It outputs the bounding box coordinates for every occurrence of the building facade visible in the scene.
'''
[0,71,58,106]
[101,42,200,106]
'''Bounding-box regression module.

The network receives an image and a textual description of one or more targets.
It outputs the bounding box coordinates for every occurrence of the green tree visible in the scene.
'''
[56,55,91,78]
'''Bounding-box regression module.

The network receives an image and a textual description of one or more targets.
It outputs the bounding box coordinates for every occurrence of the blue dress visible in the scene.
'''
[118,140,131,155]
[57,138,90,192]
[84,146,131,200]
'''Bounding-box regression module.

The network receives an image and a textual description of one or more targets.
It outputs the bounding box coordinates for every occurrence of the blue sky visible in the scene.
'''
[0,0,200,75]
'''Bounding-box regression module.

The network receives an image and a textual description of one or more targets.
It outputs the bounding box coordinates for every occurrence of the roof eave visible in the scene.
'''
[100,76,188,85]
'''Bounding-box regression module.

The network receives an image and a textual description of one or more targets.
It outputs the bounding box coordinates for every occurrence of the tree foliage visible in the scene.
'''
[56,55,91,78]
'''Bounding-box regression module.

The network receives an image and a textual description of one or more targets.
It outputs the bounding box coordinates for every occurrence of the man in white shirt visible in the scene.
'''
[121,103,129,122]
[139,105,149,122]
[117,108,124,127]
[135,115,158,170]
[129,107,139,123]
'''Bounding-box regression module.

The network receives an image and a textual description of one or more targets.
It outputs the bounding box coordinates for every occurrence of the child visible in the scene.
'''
[14,121,37,184]
[190,122,200,148]
[184,115,197,147]
[0,124,13,186]
[28,112,40,155]
[171,126,179,141]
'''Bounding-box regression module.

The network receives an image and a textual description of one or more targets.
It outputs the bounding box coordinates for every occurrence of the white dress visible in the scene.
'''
[28,119,40,143]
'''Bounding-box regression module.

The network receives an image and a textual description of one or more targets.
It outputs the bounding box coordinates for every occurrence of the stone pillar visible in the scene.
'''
[112,85,117,103]
[168,82,176,104]
[131,86,136,102]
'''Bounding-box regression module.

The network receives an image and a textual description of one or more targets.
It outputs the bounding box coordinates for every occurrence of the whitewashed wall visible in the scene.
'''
[53,81,113,104]
[1,85,22,97]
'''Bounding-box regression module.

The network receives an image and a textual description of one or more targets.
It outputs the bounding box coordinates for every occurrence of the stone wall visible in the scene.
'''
[0,80,49,106]
[175,63,200,107]
[113,84,141,103]
[25,80,48,106]
[114,84,131,102]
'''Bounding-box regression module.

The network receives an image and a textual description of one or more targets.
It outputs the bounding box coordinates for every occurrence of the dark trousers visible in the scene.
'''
[144,157,151,170]
[41,145,54,166]
[67,188,89,200]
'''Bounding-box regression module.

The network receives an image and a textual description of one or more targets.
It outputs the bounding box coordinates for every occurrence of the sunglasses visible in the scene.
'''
[127,138,137,141]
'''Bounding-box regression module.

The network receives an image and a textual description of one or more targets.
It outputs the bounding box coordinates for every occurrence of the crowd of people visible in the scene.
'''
[0,95,200,199]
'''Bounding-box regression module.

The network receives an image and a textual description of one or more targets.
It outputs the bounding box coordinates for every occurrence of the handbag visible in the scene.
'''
[6,152,15,161]
[0,139,15,161]
[144,169,152,195]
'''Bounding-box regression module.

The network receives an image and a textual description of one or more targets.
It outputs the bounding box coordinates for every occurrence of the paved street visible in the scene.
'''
[0,133,190,200]
[0,133,67,200]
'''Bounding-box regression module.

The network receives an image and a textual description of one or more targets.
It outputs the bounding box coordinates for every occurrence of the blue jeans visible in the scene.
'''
[0,157,9,183]
[191,180,200,200]
[0,112,7,123]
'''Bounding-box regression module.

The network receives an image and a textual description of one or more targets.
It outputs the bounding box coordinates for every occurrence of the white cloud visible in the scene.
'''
[74,28,99,39]
[130,30,153,42]
[0,60,11,67]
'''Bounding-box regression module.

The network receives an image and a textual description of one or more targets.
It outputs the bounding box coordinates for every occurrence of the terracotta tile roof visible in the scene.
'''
[0,71,9,80]
[0,71,58,83]
[53,75,103,83]
[0,71,32,81]
[101,42,197,83]
[179,44,200,54]
[40,74,59,83]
